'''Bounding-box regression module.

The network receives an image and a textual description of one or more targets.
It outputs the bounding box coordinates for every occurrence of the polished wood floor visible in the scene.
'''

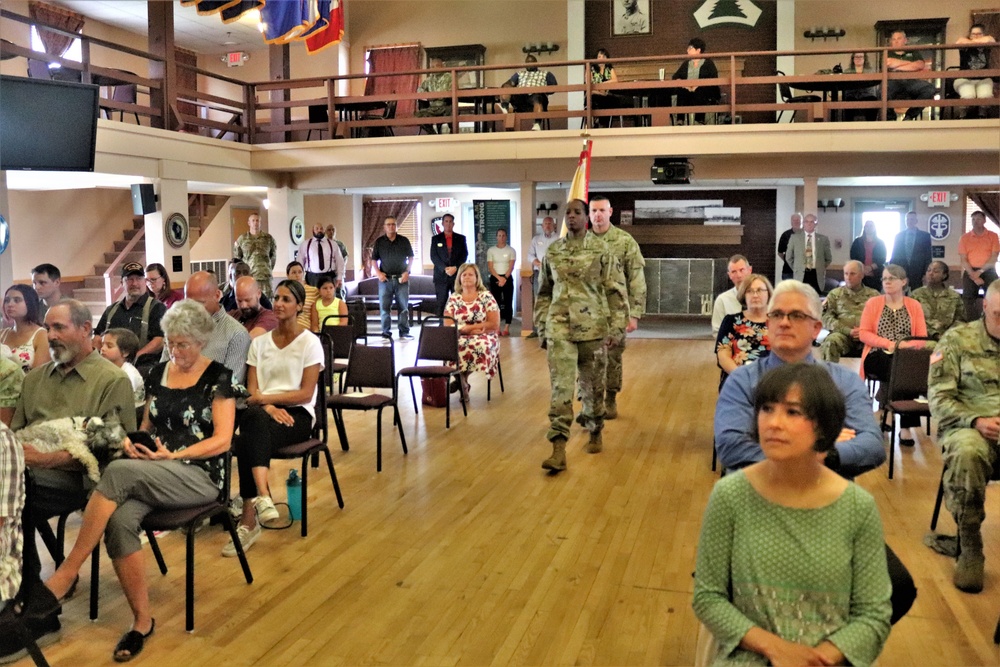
[24,337,1000,666]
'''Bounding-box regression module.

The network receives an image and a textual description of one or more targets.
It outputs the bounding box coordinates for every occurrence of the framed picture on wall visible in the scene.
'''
[613,0,651,37]
[424,44,487,89]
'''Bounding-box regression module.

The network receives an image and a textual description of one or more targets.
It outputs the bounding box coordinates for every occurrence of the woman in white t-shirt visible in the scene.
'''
[224,279,324,557]
[486,229,517,336]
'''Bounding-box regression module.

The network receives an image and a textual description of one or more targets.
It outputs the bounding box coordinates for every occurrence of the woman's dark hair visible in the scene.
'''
[316,275,336,290]
[752,363,845,453]
[5,284,42,325]
[275,278,306,307]
[929,260,949,280]
[145,263,171,291]
[591,48,612,72]
[286,260,304,273]
[688,37,706,52]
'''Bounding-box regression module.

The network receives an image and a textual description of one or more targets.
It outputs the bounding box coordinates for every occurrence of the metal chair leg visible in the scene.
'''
[930,472,945,531]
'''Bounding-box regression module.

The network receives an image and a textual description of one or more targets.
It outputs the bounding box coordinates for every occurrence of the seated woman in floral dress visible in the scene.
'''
[443,263,500,400]
[715,273,772,386]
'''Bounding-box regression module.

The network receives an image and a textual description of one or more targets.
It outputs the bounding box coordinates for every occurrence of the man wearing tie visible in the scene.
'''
[298,223,345,290]
[891,211,933,290]
[786,213,833,294]
[430,213,469,316]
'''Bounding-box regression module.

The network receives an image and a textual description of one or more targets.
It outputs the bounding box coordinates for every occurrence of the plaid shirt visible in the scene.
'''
[0,424,24,602]
[512,68,556,88]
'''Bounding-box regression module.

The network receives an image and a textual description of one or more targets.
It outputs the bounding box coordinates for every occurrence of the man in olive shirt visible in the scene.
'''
[886,30,935,121]
[9,300,135,655]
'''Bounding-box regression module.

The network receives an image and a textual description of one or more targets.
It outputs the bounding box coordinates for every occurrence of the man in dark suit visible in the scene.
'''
[891,211,933,290]
[430,213,469,316]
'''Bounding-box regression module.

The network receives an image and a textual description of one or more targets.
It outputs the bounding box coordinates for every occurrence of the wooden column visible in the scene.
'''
[147,0,178,131]
[270,44,291,142]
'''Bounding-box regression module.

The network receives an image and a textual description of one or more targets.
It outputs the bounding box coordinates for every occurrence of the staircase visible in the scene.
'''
[70,194,226,319]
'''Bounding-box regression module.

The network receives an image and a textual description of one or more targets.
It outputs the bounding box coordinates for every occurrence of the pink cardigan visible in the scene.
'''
[857,295,928,377]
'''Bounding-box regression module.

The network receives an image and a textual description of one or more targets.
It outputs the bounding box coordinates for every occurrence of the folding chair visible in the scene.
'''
[321,316,354,393]
[272,379,345,537]
[328,339,407,472]
[879,337,934,479]
[396,317,466,428]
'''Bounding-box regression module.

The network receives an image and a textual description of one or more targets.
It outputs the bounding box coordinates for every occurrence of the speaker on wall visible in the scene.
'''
[131,183,157,216]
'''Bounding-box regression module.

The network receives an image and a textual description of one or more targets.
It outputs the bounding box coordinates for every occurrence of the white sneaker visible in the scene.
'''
[254,496,280,525]
[222,522,260,558]
[531,122,542,131]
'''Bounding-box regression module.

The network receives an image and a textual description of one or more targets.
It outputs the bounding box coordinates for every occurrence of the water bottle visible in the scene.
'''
[286,469,302,521]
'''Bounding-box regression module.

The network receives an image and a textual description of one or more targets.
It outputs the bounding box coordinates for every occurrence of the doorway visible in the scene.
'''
[854,200,913,262]
[231,206,261,247]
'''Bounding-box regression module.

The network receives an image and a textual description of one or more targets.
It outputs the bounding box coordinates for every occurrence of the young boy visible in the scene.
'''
[310,275,348,333]
[100,328,145,411]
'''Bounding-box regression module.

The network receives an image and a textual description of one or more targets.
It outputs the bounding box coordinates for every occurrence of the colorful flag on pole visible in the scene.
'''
[305,1,343,54]
[561,136,593,236]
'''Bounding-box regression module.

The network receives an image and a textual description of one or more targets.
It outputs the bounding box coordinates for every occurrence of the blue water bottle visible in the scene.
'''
[286,469,302,521]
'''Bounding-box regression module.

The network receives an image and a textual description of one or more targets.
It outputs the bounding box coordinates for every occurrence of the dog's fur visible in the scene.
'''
[16,417,127,482]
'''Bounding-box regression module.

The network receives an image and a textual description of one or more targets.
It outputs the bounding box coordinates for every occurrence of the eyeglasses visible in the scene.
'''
[745,288,769,296]
[882,276,902,283]
[166,340,195,352]
[852,55,865,59]
[767,310,816,323]
[145,276,163,284]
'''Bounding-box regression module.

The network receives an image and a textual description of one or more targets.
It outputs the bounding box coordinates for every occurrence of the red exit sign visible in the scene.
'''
[226,51,247,67]
[927,191,950,207]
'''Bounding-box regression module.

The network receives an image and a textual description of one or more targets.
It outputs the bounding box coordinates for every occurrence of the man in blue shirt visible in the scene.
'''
[714,280,914,624]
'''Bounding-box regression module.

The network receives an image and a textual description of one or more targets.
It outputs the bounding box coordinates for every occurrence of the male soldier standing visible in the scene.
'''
[820,260,879,362]
[233,213,277,298]
[535,198,628,473]
[588,195,645,419]
[927,281,1000,593]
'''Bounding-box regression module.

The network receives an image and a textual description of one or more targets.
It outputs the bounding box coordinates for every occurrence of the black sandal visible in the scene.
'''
[113,619,155,662]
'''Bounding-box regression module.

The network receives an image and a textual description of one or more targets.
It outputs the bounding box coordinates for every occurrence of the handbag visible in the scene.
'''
[421,377,449,408]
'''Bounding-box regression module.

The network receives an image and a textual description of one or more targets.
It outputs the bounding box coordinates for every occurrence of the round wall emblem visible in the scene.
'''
[289,216,305,245]
[166,212,189,248]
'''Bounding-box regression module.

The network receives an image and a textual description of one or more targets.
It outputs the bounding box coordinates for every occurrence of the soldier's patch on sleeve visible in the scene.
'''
[930,349,943,365]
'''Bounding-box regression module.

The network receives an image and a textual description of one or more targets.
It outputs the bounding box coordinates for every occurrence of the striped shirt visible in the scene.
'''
[0,424,25,602]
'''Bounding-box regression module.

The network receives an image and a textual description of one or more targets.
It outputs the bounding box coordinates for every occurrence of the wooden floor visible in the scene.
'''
[23,337,1000,666]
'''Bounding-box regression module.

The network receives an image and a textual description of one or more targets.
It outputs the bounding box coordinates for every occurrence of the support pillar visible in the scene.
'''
[268,187,304,279]
[146,163,189,285]
[517,181,537,336]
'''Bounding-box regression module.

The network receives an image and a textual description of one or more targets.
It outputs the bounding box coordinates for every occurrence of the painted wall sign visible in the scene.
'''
[929,212,951,240]
[694,0,763,29]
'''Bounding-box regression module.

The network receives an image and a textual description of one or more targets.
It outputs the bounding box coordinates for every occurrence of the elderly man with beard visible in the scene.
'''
[229,275,279,339]
[0,300,135,661]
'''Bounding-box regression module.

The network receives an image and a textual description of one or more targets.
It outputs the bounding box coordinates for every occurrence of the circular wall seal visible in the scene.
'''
[166,212,189,248]
[0,214,9,255]
[289,216,305,245]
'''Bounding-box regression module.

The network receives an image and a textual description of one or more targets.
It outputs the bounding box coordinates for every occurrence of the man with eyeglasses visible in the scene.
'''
[93,262,167,372]
[715,280,915,623]
[712,254,752,334]
[820,261,879,362]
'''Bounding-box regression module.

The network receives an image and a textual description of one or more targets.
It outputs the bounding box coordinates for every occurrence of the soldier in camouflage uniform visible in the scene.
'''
[233,213,277,298]
[535,199,628,472]
[911,260,965,340]
[820,260,879,362]
[588,195,645,419]
[927,281,1000,593]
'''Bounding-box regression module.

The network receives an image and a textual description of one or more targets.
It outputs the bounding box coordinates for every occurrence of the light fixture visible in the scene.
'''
[262,198,270,210]
[522,42,560,55]
[804,26,846,41]
[817,198,844,212]
[221,51,250,67]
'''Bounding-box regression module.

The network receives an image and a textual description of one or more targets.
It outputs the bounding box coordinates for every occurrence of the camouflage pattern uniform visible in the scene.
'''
[535,234,628,443]
[928,319,1000,590]
[911,286,965,340]
[820,284,879,361]
[233,232,277,298]
[591,225,646,397]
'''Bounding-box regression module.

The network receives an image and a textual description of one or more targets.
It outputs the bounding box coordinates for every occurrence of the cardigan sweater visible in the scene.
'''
[857,295,927,377]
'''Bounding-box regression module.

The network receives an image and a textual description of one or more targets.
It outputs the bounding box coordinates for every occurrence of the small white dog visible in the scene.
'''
[16,416,127,482]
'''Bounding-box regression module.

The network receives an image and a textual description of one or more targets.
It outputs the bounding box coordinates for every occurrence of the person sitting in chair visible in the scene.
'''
[671,38,721,125]
[415,57,453,134]
[506,55,557,131]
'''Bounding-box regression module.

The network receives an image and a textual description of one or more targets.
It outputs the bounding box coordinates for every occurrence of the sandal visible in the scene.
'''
[113,619,155,662]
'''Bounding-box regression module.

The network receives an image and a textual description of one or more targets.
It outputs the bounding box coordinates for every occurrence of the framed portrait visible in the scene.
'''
[613,0,651,37]
[425,44,487,89]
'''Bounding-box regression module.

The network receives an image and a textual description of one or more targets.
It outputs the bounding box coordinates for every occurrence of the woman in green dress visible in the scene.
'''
[694,363,892,667]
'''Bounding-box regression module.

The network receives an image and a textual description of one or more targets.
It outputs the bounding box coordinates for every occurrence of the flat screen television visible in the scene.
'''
[0,74,99,171]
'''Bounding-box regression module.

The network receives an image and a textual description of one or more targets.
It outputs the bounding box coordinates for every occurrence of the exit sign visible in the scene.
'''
[226,51,247,67]
[922,190,957,207]
[435,198,454,211]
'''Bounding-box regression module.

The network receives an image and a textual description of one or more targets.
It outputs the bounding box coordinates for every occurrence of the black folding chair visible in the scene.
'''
[141,451,252,631]
[321,315,355,394]
[328,339,407,472]
[396,317,466,428]
[879,337,934,479]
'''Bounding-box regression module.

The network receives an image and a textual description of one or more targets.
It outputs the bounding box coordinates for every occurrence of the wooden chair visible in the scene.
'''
[141,451,253,631]
[272,379,345,537]
[328,339,408,472]
[321,317,355,393]
[879,337,934,479]
[396,317,466,428]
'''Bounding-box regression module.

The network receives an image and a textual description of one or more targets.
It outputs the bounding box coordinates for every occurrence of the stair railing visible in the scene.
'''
[103,227,146,305]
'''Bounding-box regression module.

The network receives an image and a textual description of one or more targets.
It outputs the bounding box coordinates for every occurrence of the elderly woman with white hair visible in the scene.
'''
[43,299,238,662]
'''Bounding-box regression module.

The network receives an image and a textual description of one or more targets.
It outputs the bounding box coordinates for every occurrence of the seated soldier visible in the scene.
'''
[820,260,879,362]
[911,261,965,340]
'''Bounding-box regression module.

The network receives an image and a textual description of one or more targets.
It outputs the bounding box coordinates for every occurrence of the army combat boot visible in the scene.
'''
[954,518,985,593]
[585,429,603,454]
[605,392,618,420]
[542,437,568,472]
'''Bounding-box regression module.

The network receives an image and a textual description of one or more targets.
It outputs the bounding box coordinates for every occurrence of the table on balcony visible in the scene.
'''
[335,100,389,138]
[789,75,882,121]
